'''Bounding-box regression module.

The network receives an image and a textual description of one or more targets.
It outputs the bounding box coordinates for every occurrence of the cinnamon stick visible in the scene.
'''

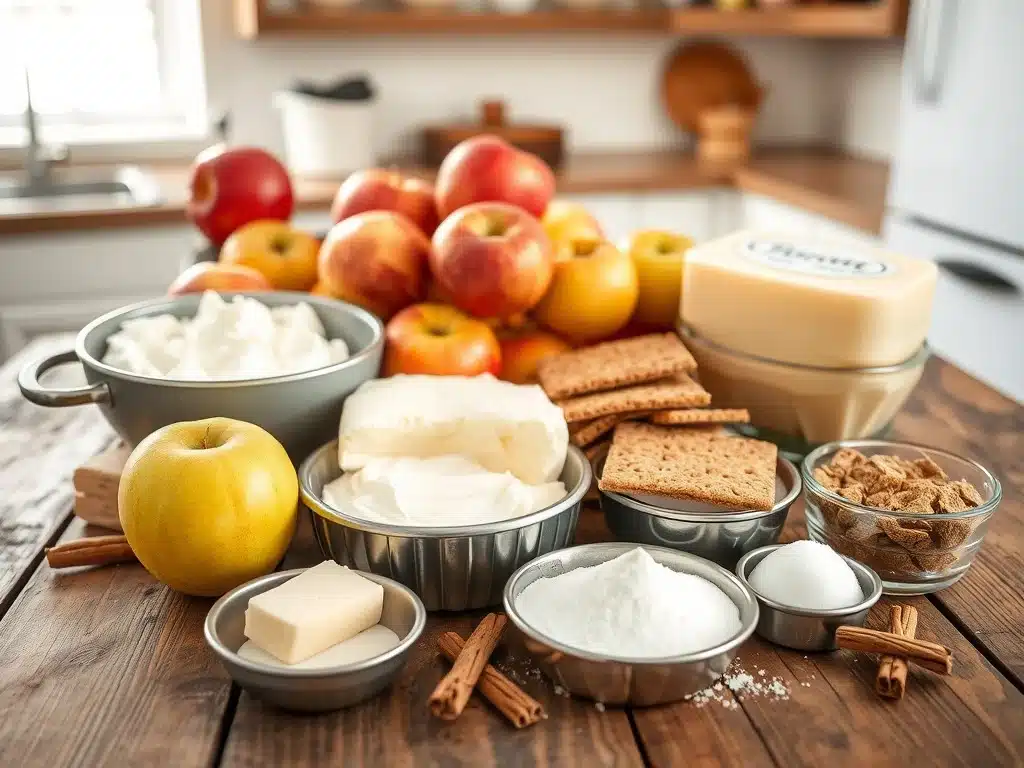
[429,613,507,720]
[438,631,545,728]
[876,605,919,699]
[836,625,952,675]
[45,535,136,569]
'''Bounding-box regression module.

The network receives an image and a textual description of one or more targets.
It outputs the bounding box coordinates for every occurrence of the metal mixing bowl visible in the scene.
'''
[735,544,883,652]
[502,542,759,706]
[300,441,591,611]
[18,292,383,459]
[204,568,426,713]
[598,455,801,569]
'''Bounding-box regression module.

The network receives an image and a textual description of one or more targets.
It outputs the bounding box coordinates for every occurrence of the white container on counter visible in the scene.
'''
[274,90,375,178]
[678,230,938,448]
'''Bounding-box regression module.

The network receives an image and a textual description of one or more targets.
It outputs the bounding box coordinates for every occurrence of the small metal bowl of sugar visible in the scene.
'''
[204,568,426,712]
[503,542,759,706]
[735,543,883,652]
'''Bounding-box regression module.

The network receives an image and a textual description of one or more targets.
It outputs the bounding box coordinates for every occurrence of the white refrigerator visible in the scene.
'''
[884,0,1024,402]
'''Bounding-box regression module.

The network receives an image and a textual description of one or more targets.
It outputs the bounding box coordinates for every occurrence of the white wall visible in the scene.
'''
[200,1,834,160]
[823,40,904,160]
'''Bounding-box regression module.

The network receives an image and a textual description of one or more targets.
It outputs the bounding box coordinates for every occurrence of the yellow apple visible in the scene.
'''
[541,200,603,249]
[118,418,298,597]
[533,237,639,344]
[625,230,694,328]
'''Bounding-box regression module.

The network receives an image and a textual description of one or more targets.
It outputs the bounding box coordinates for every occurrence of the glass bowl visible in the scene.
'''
[802,439,1001,595]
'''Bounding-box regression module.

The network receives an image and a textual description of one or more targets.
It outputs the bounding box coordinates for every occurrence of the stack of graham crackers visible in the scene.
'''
[536,333,777,511]
[71,445,129,531]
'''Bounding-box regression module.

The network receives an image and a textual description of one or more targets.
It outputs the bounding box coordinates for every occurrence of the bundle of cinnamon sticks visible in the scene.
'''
[429,612,546,729]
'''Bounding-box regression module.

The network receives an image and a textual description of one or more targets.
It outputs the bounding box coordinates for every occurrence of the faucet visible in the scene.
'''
[22,68,69,193]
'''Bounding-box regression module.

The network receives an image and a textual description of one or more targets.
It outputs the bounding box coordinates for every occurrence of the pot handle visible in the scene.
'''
[18,350,111,407]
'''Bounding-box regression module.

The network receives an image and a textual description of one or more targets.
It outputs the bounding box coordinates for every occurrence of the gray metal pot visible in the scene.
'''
[18,292,384,459]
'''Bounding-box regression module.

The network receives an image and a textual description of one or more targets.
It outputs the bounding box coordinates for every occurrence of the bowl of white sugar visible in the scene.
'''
[502,542,759,706]
[735,541,883,652]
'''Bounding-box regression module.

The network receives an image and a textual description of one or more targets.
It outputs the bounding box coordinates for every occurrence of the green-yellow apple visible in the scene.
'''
[625,230,694,328]
[118,418,298,597]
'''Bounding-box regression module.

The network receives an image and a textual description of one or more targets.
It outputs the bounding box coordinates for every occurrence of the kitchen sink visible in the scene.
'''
[0,166,163,214]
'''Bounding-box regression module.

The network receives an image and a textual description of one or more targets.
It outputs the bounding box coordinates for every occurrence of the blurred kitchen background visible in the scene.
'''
[0,0,1021,401]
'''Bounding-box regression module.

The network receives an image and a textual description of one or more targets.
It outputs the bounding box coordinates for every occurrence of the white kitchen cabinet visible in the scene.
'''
[557,194,638,244]
[739,193,881,248]
[635,192,715,243]
[0,294,155,360]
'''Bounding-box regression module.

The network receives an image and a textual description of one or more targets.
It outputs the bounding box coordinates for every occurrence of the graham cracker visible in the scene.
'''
[558,373,710,423]
[650,408,750,426]
[570,411,652,448]
[537,333,697,400]
[598,422,777,511]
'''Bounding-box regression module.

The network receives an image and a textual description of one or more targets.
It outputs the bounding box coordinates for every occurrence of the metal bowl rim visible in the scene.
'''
[598,454,801,523]
[502,542,759,665]
[802,438,1002,520]
[735,543,884,618]
[300,441,592,538]
[74,291,385,388]
[203,567,427,679]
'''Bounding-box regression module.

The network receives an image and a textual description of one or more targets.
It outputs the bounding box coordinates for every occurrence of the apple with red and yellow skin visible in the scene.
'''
[219,220,319,291]
[498,329,571,384]
[118,418,298,597]
[331,169,439,237]
[186,146,294,246]
[533,236,639,344]
[625,230,694,329]
[384,303,501,377]
[435,135,555,220]
[318,211,431,320]
[431,202,553,319]
[542,200,603,248]
[167,262,272,296]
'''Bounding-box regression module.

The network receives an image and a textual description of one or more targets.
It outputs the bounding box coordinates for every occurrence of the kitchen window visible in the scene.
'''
[0,0,207,148]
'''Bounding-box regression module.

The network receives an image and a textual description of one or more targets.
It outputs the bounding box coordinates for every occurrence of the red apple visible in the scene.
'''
[186,146,294,246]
[167,262,272,296]
[331,170,439,237]
[498,329,571,385]
[430,202,553,319]
[318,211,431,320]
[384,303,501,377]
[435,135,555,220]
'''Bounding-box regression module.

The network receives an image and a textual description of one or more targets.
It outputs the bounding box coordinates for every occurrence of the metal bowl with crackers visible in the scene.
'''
[802,439,1001,595]
[596,423,802,569]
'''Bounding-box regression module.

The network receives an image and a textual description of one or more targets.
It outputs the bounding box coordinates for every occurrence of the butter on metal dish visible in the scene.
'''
[678,230,938,445]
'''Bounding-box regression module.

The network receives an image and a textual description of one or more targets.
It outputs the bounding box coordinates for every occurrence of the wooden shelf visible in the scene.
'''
[235,0,908,39]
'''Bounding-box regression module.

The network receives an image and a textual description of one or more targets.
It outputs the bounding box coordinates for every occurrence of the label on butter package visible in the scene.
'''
[681,230,937,369]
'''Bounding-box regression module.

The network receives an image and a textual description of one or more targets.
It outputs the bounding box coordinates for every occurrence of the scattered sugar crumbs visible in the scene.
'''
[684,662,796,710]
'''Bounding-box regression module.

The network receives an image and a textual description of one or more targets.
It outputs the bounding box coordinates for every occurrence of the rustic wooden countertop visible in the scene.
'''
[0,147,889,237]
[0,335,1021,767]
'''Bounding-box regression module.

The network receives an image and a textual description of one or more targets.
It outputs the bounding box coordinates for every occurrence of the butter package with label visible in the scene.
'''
[678,231,937,445]
[681,231,937,369]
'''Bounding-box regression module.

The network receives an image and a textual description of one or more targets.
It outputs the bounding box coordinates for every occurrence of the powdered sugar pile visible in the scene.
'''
[515,547,742,659]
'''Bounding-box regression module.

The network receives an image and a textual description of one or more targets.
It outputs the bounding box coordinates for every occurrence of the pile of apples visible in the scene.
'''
[178,136,693,384]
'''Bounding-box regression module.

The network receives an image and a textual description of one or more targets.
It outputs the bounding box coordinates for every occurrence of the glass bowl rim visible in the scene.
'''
[801,438,1002,521]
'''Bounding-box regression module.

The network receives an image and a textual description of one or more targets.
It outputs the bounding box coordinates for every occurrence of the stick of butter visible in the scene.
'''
[243,561,384,665]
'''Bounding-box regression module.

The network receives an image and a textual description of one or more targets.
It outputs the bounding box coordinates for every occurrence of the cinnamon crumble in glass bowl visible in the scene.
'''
[802,440,1001,595]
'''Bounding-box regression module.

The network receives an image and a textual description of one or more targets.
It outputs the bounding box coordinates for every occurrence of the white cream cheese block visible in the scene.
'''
[337,374,569,485]
[237,624,400,670]
[243,561,384,665]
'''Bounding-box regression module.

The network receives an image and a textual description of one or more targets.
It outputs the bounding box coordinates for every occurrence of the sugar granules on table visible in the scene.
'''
[515,547,741,658]
[685,662,795,710]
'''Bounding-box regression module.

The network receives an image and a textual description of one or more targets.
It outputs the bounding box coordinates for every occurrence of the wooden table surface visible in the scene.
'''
[1,335,1021,768]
